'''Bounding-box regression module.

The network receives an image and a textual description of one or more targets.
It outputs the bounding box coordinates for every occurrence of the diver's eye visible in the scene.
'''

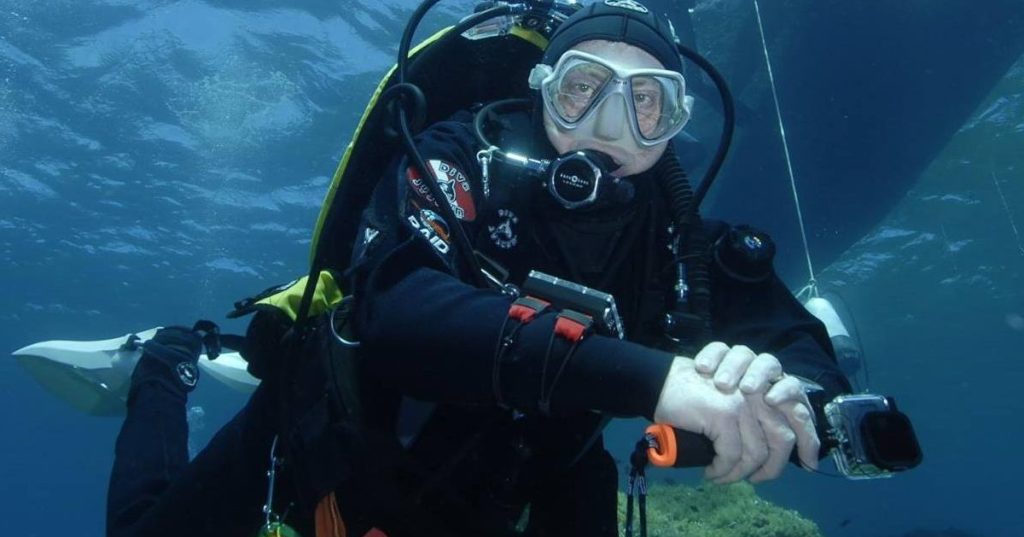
[633,91,659,110]
[568,81,595,97]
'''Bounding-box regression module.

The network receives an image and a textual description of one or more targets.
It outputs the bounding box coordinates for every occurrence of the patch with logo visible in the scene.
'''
[406,166,439,208]
[488,208,519,250]
[176,362,198,387]
[362,225,381,249]
[418,208,450,242]
[604,0,649,13]
[407,208,451,255]
[405,160,477,222]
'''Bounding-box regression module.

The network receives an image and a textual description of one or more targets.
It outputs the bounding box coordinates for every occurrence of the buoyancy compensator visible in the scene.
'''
[234,2,741,535]
[300,0,737,326]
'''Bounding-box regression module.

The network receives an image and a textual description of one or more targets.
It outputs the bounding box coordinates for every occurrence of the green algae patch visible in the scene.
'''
[618,481,822,537]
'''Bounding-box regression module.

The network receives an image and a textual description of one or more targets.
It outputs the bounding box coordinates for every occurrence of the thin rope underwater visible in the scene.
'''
[990,167,1024,256]
[753,0,817,296]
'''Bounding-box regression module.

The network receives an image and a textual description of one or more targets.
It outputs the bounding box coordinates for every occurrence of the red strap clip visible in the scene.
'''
[508,296,551,324]
[554,309,593,343]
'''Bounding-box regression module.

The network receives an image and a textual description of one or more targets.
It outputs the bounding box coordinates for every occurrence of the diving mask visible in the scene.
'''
[530,50,694,147]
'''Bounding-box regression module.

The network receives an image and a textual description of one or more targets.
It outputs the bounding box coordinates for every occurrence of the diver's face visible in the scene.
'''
[543,40,670,177]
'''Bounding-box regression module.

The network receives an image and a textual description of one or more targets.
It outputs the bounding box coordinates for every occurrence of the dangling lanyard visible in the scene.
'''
[256,435,302,537]
[624,435,651,537]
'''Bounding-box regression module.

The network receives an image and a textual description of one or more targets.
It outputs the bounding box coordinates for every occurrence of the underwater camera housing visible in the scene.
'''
[824,393,922,479]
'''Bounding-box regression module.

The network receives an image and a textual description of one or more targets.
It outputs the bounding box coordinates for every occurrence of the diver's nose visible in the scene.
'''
[593,92,627,141]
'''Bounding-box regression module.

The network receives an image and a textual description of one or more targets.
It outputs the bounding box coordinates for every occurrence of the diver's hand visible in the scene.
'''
[762,374,819,475]
[133,326,204,393]
[692,342,820,478]
[653,355,777,483]
[695,341,783,393]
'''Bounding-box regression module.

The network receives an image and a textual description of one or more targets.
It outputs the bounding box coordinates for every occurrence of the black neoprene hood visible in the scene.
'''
[541,1,683,72]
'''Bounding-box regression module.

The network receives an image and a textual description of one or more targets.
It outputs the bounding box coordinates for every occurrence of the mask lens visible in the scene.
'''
[541,52,692,145]
[632,74,686,141]
[549,60,614,123]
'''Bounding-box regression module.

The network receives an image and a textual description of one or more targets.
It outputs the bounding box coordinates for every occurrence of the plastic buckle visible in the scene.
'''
[495,296,551,409]
[508,296,551,324]
[554,309,593,343]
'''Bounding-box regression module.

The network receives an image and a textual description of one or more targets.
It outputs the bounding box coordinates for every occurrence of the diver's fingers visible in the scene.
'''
[712,345,757,391]
[703,419,743,482]
[714,398,769,484]
[749,400,797,483]
[693,341,730,376]
[739,353,784,394]
[776,399,820,471]
[766,376,819,470]
[765,375,805,406]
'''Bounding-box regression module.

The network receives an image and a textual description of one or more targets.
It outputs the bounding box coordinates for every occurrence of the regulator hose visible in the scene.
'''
[654,145,712,351]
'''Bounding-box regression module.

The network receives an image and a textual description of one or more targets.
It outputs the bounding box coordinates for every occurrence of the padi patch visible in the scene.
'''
[407,208,451,255]
[176,362,198,387]
[405,161,477,222]
[418,208,450,242]
[406,166,439,208]
[604,0,649,13]
[430,160,477,222]
[488,208,519,250]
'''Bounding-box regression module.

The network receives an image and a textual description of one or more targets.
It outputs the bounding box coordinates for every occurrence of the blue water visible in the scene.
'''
[2,1,1023,536]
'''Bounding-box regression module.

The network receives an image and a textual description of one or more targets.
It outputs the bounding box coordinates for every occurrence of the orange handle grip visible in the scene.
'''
[645,423,678,467]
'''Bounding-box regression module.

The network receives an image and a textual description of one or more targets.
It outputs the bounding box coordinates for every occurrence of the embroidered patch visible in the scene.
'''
[405,161,477,222]
[418,208,450,243]
[407,209,451,255]
[363,226,380,247]
[431,160,477,222]
[352,224,381,263]
[604,0,649,14]
[176,362,198,387]
[488,208,519,250]
[406,166,439,207]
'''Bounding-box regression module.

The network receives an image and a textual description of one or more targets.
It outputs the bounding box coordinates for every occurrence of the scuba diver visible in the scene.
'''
[106,2,853,537]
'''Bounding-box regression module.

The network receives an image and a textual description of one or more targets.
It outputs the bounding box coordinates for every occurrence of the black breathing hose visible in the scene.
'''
[676,43,736,210]
[651,43,736,353]
[391,2,521,287]
[398,0,442,85]
[654,145,712,351]
[298,2,514,325]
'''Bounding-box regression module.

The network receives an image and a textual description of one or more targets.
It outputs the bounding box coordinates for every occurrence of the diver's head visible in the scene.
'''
[529,1,693,177]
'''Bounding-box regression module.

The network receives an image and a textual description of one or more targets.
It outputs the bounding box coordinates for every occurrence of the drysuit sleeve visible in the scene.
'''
[705,225,853,420]
[107,353,280,537]
[350,115,676,421]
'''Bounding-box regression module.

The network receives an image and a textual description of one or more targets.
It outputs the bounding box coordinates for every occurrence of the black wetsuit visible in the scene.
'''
[106,110,851,537]
[345,110,851,535]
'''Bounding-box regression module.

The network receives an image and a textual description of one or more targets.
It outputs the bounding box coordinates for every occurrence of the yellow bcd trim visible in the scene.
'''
[255,271,344,322]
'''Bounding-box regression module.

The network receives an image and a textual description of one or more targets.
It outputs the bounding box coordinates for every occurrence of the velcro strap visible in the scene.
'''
[508,296,551,324]
[554,310,593,343]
